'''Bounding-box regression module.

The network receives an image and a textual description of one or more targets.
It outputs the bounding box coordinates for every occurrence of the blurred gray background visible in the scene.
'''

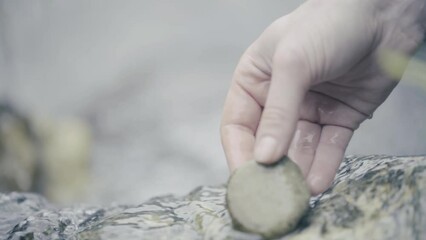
[0,0,425,204]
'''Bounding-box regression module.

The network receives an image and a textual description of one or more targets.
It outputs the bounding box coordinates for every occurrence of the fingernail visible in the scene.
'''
[254,136,277,163]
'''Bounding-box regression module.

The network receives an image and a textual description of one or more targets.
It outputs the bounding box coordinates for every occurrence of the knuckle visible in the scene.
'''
[262,106,292,125]
[273,45,312,86]
[273,46,307,69]
[220,123,255,136]
[268,17,288,32]
[235,52,271,81]
[296,144,316,155]
[220,124,235,139]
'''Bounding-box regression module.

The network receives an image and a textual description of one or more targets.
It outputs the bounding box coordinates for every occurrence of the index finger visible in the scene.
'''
[220,53,270,171]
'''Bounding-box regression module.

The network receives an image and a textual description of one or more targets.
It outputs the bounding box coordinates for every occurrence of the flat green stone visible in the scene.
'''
[226,156,310,239]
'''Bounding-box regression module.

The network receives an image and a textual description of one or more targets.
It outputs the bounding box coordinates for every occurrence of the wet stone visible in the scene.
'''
[1,155,426,240]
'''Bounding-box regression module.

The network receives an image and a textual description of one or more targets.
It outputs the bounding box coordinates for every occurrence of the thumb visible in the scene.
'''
[254,45,311,164]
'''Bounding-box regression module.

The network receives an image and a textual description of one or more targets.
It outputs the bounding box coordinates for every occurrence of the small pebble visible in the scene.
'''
[226,156,310,239]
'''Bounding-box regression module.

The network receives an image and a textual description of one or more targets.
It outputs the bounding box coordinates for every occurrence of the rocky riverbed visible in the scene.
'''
[1,155,425,240]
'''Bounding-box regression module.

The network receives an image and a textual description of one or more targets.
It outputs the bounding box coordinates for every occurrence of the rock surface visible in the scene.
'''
[1,155,426,240]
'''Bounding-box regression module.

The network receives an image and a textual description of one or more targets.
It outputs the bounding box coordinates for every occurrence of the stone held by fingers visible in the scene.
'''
[226,156,311,239]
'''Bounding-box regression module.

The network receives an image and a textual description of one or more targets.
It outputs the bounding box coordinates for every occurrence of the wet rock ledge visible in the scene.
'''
[1,155,426,240]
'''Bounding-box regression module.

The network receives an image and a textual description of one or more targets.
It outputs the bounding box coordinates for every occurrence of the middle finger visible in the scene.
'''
[288,120,321,177]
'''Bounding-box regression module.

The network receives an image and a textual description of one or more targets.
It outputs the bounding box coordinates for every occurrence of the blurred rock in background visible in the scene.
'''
[33,115,91,204]
[0,103,90,204]
[0,0,425,205]
[0,104,38,193]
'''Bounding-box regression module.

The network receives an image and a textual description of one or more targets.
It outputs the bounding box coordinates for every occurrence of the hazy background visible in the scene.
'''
[1,0,425,204]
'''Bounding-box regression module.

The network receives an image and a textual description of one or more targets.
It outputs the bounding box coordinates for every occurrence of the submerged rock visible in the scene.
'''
[1,155,426,240]
[0,103,91,204]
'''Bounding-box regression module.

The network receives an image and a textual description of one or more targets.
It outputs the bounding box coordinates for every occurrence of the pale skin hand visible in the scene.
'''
[221,0,425,195]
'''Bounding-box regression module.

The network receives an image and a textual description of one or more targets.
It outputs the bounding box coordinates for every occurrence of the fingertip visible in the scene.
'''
[228,162,237,173]
[228,159,245,173]
[254,136,278,164]
[306,175,333,196]
[227,153,251,174]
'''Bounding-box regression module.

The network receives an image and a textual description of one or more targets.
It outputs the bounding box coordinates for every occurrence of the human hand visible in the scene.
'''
[221,0,425,195]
